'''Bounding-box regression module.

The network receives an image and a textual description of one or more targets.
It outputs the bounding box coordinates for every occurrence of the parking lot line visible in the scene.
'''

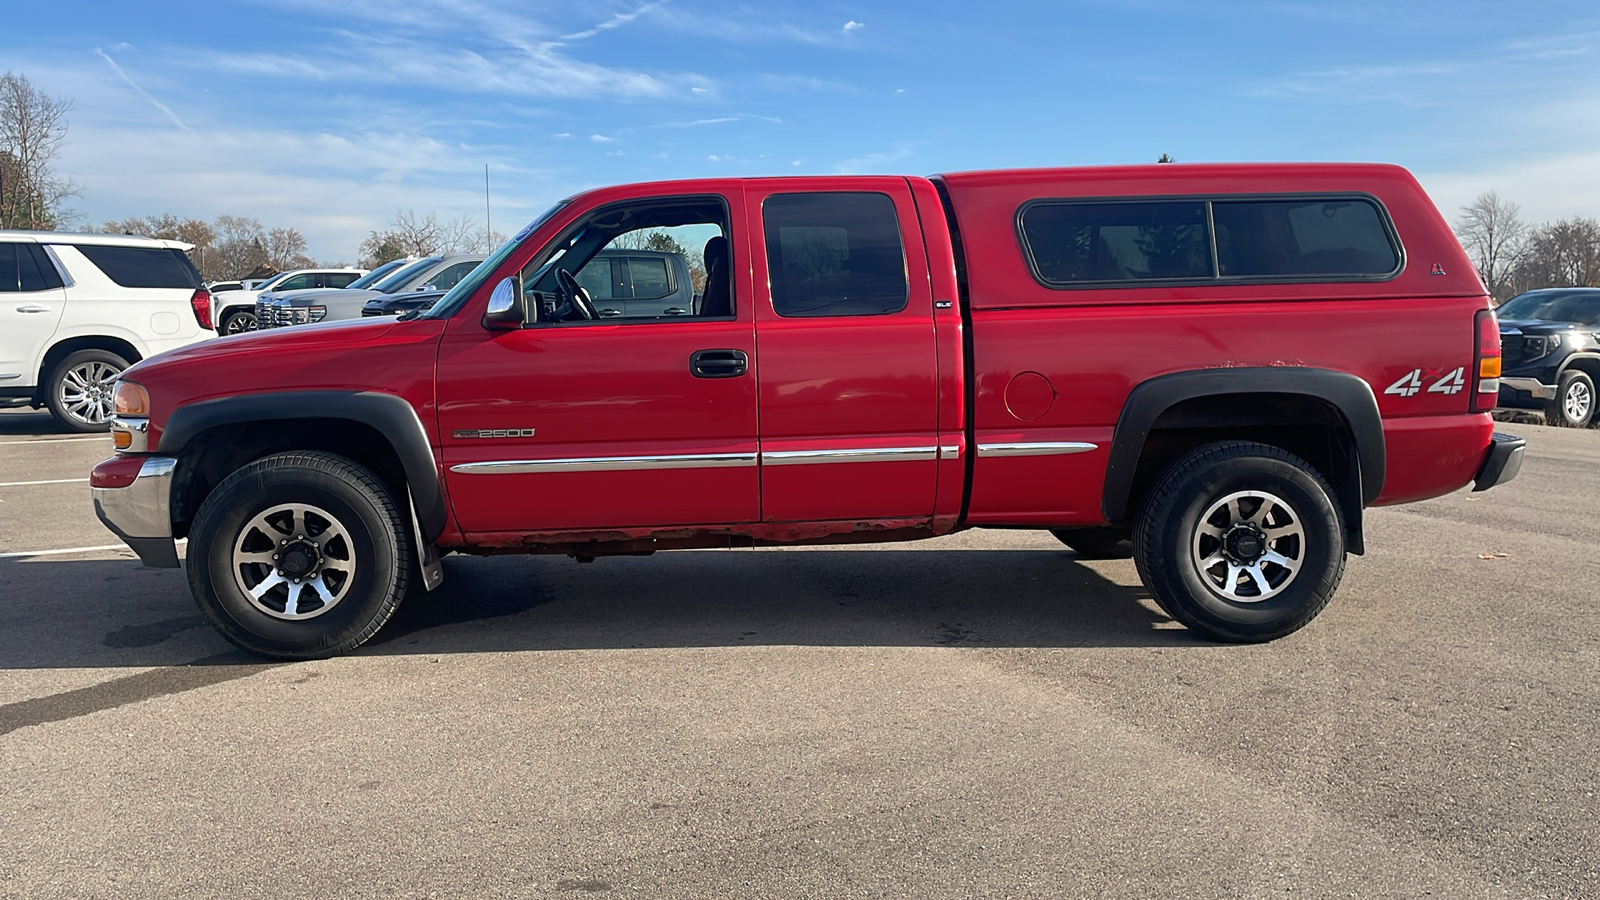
[0,544,129,559]
[0,436,107,446]
[0,478,88,487]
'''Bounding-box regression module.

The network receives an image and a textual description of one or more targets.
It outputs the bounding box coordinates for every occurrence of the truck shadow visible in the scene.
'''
[0,410,74,436]
[0,548,1189,673]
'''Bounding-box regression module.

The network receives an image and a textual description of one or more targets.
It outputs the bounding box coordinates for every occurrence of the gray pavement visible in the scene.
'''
[1,407,1596,898]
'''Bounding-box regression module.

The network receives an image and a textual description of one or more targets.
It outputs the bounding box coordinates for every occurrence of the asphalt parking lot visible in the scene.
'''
[1,408,1596,899]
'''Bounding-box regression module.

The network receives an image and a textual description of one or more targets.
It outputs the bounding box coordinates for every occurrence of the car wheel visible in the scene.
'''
[46,349,129,432]
[221,310,259,334]
[1049,526,1132,559]
[1132,441,1346,643]
[1548,370,1594,428]
[188,452,413,659]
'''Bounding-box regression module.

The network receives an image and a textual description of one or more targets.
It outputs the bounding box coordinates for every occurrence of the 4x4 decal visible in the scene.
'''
[1384,367,1465,398]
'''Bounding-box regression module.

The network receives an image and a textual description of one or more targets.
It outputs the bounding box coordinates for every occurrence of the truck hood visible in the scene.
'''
[266,288,383,307]
[127,315,402,374]
[1497,318,1589,335]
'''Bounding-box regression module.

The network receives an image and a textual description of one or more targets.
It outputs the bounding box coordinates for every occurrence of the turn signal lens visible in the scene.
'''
[112,431,132,449]
[1480,357,1501,378]
[112,381,150,417]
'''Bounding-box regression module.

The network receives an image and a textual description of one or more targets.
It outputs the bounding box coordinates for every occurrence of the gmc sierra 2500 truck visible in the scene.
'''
[91,164,1524,659]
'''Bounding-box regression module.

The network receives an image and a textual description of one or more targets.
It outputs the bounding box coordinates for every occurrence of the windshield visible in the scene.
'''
[373,257,442,293]
[1498,291,1600,326]
[422,200,569,319]
[253,273,287,291]
[345,259,407,290]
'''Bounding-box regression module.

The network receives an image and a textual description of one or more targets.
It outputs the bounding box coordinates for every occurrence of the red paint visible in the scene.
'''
[115,163,1505,557]
[90,454,145,488]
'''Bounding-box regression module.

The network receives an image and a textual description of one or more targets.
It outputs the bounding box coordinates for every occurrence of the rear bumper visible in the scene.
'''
[91,455,180,568]
[1473,433,1525,492]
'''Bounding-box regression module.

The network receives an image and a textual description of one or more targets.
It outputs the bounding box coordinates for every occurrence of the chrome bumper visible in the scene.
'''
[1500,377,1555,399]
[92,456,180,568]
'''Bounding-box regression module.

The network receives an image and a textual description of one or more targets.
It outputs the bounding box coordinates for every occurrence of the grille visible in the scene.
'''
[256,302,312,327]
[1499,333,1525,368]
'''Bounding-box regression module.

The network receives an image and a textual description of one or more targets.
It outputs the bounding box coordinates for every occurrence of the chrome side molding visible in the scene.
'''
[976,441,1098,457]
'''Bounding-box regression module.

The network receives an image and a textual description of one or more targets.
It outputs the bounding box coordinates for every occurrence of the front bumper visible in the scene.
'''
[1472,433,1525,492]
[92,455,181,568]
[1499,376,1556,400]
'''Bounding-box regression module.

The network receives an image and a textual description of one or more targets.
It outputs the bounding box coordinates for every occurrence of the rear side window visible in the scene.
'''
[0,243,63,292]
[73,245,202,289]
[326,273,360,288]
[629,257,672,299]
[764,192,908,317]
[1019,201,1212,283]
[1018,194,1400,288]
[1213,199,1398,277]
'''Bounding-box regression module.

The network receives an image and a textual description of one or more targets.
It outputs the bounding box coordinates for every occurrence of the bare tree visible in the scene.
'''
[98,213,219,275]
[264,226,314,271]
[358,210,483,266]
[0,72,80,230]
[1454,191,1528,300]
[212,214,269,280]
[1507,217,1600,295]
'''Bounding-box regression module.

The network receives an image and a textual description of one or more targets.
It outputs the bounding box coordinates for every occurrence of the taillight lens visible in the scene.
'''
[190,289,213,331]
[1473,308,1500,412]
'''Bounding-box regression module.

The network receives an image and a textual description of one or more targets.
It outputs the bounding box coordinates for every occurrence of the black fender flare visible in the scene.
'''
[1101,367,1386,526]
[158,390,446,542]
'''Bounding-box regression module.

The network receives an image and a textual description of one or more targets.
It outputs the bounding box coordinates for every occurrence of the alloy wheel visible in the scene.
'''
[231,503,358,620]
[1190,490,1306,602]
[57,360,122,426]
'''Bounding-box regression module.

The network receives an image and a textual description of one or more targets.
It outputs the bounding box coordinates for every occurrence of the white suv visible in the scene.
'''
[209,267,367,334]
[0,231,213,432]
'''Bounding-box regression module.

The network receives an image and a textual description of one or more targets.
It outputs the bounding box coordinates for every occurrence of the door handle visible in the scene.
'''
[690,349,748,378]
[15,305,51,313]
[598,308,623,317]
[663,307,688,316]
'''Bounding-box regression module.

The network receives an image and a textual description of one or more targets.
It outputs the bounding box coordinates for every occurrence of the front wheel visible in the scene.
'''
[1548,370,1594,428]
[187,452,413,659]
[221,310,259,334]
[1132,441,1346,643]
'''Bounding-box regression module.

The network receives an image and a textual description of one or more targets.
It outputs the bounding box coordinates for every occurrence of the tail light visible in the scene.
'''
[1472,308,1500,412]
[190,289,213,331]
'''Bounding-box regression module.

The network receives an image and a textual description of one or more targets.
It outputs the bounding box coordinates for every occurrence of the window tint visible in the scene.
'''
[1020,201,1212,283]
[764,192,907,317]
[428,261,480,291]
[1214,199,1397,277]
[73,245,202,289]
[277,274,314,290]
[19,244,58,291]
[629,257,672,300]
[0,244,17,292]
[327,273,360,288]
[574,257,614,300]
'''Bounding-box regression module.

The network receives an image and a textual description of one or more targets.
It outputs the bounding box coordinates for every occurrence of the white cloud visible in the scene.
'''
[552,132,572,138]
[561,1,665,41]
[590,134,617,143]
[843,20,865,32]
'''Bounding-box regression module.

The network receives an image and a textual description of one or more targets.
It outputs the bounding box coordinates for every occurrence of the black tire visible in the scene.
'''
[221,310,258,335]
[1547,370,1594,428]
[1049,527,1132,559]
[45,348,130,433]
[187,451,413,659]
[1132,441,1346,643]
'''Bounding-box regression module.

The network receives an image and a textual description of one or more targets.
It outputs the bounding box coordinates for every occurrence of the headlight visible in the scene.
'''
[1550,334,1567,351]
[308,305,327,322]
[113,381,150,417]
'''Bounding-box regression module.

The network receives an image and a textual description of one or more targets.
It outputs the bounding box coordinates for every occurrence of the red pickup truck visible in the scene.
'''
[91,163,1524,658]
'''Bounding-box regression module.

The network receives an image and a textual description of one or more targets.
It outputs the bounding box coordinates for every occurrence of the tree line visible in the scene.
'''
[1455,191,1600,301]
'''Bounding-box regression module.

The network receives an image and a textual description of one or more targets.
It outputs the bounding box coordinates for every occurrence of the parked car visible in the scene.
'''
[209,267,369,335]
[257,254,485,328]
[239,259,412,332]
[361,288,446,317]
[206,280,245,294]
[1494,287,1600,426]
[95,163,1523,659]
[0,230,211,431]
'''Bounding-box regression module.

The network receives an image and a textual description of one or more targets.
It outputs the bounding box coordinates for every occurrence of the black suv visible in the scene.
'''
[1497,288,1600,426]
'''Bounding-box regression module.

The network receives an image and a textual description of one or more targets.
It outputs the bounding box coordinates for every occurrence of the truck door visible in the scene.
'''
[746,179,941,523]
[435,189,759,534]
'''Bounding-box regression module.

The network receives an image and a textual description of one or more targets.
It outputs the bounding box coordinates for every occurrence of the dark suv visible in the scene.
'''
[1497,288,1600,426]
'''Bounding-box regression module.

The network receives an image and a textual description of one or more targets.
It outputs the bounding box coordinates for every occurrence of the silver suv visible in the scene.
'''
[257,255,485,328]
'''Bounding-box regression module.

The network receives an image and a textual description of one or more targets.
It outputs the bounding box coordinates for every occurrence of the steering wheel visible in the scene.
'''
[555,268,598,321]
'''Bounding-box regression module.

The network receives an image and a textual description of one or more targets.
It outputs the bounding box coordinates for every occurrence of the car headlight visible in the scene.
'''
[308,305,327,322]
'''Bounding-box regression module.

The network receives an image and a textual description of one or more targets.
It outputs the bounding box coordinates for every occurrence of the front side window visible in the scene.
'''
[277,274,314,290]
[763,192,908,318]
[427,261,480,291]
[72,245,202,289]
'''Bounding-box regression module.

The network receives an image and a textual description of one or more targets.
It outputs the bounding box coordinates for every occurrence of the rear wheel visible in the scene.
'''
[46,349,129,432]
[1049,527,1132,559]
[1548,370,1594,428]
[188,452,412,659]
[1132,441,1345,643]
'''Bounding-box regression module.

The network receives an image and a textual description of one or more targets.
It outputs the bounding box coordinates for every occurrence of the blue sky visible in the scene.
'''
[3,0,1598,261]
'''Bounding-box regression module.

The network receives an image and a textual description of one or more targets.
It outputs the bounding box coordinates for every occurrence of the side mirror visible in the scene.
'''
[482,277,524,330]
